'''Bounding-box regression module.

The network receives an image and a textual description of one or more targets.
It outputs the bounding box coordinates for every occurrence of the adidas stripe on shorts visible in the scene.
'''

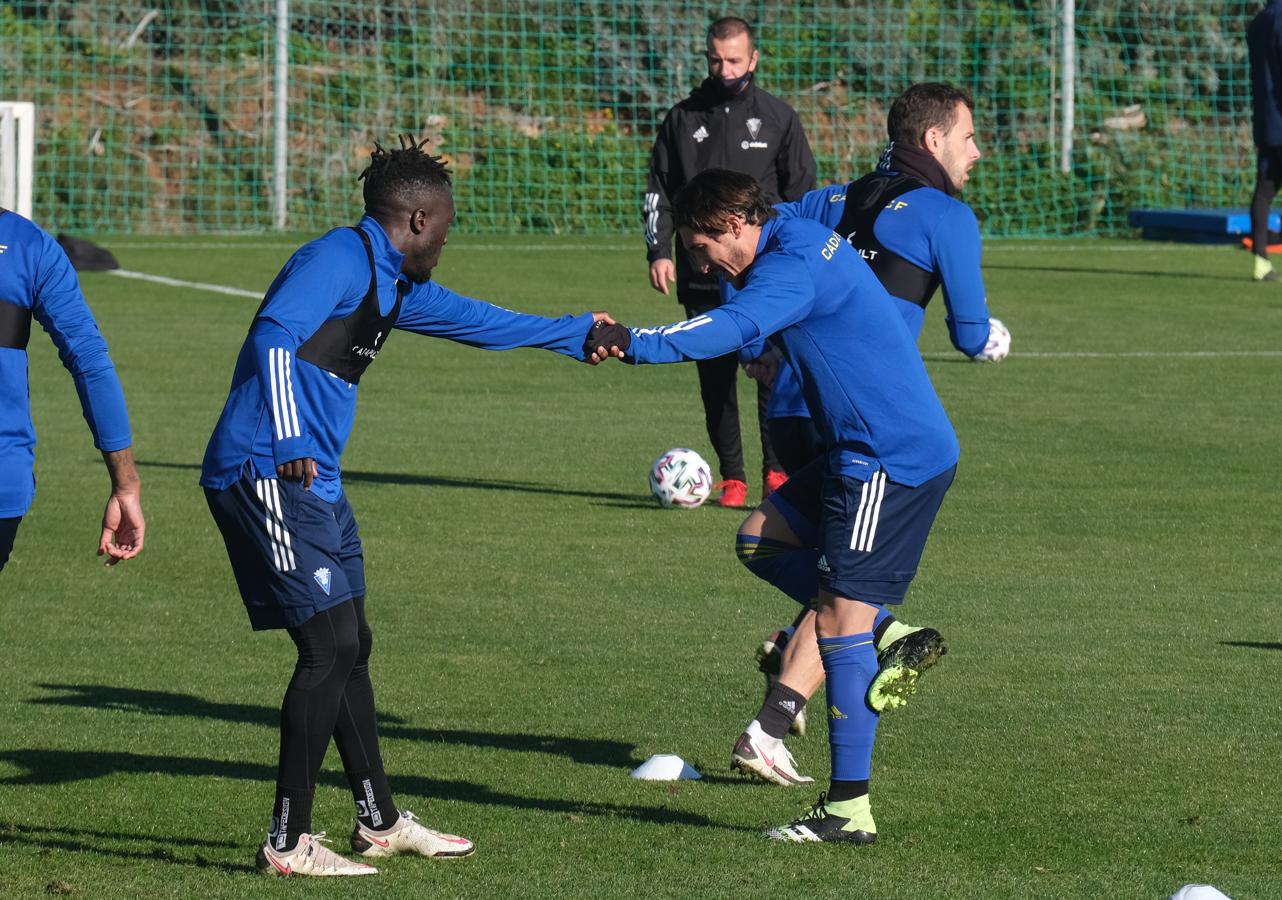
[205,472,365,630]
[768,457,956,606]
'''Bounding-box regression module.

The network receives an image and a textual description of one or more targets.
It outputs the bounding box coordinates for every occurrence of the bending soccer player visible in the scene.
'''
[0,210,144,571]
[737,82,1002,772]
[585,168,961,843]
[202,137,612,876]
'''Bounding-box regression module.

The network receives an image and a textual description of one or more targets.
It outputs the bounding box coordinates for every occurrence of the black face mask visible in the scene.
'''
[713,71,753,99]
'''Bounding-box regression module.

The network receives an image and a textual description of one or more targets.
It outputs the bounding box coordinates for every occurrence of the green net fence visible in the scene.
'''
[0,1,1261,236]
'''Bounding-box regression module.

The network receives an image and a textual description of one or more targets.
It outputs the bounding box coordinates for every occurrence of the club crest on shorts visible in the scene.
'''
[312,567,332,595]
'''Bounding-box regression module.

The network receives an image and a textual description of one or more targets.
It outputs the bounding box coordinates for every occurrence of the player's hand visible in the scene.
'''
[649,259,675,295]
[583,320,631,364]
[743,349,780,386]
[99,490,145,566]
[277,457,317,489]
[974,316,1011,363]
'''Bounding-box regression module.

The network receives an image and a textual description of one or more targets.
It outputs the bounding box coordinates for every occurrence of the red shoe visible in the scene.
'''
[713,479,748,508]
[762,468,788,499]
[1241,236,1282,254]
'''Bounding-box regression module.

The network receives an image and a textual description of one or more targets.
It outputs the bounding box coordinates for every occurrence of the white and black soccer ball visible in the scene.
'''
[648,448,713,509]
[976,316,1011,362]
[1168,886,1231,900]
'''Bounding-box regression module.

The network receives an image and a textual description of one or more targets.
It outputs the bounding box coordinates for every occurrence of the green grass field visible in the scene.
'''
[0,234,1278,899]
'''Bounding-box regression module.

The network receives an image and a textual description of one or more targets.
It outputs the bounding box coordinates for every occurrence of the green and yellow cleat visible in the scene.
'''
[867,626,947,712]
[1254,255,1279,282]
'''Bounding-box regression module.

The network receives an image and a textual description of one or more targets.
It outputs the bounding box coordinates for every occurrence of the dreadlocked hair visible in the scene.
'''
[359,133,452,212]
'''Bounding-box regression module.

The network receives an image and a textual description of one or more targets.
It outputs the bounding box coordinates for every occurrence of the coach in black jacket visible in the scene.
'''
[643,16,816,506]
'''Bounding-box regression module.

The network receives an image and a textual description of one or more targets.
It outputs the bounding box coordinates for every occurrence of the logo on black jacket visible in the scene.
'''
[742,118,768,150]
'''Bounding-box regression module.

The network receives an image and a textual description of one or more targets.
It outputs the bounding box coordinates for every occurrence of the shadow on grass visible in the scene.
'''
[983,262,1230,282]
[593,498,700,509]
[32,684,641,769]
[0,749,750,833]
[1219,640,1282,651]
[140,459,645,504]
[0,821,257,875]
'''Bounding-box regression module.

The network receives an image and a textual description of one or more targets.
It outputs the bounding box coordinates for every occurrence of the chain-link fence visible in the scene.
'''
[0,1,1260,236]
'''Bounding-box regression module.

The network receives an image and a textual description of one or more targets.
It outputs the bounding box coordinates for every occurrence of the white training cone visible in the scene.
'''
[630,754,701,780]
[1170,886,1231,900]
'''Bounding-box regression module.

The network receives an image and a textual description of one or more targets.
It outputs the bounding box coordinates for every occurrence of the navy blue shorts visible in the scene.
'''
[205,474,365,631]
[0,516,21,572]
[768,458,955,606]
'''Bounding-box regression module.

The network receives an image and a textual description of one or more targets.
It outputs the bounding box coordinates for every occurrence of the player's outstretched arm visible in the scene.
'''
[396,282,603,360]
[98,447,144,566]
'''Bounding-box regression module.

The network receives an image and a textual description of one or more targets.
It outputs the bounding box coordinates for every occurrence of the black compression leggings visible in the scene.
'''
[1251,166,1280,257]
[278,596,389,804]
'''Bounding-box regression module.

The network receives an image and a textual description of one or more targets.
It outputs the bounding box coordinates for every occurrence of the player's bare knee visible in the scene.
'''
[737,507,767,541]
[738,498,800,546]
[815,593,879,637]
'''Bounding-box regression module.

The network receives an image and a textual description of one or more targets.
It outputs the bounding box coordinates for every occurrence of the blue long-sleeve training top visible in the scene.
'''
[763,180,992,420]
[201,215,594,502]
[626,217,958,487]
[0,211,132,517]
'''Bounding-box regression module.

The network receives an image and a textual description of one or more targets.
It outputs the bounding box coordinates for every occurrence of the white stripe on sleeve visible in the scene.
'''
[282,350,301,439]
[267,349,285,441]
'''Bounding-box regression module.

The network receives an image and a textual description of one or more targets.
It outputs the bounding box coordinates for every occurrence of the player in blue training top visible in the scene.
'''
[0,210,144,571]
[585,169,962,845]
[202,136,610,877]
[731,82,1008,777]
[765,81,1005,475]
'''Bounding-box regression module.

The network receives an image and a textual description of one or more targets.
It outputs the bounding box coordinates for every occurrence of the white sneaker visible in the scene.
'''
[350,810,475,859]
[256,832,378,877]
[731,728,814,786]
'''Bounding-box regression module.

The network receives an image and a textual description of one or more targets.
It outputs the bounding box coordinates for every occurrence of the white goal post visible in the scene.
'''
[0,102,35,221]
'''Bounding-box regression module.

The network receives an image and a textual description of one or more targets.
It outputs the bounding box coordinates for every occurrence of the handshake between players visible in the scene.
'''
[583,318,632,364]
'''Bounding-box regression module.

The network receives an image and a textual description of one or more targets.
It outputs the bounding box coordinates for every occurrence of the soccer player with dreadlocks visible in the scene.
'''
[202,136,613,877]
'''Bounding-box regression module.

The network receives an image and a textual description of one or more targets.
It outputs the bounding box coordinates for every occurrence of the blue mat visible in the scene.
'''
[1128,208,1280,242]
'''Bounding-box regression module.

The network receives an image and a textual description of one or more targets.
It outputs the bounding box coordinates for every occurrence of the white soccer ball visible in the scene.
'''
[977,316,1011,362]
[1169,886,1231,900]
[648,448,713,509]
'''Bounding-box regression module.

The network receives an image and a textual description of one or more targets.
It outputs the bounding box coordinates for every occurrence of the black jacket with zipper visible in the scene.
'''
[644,77,816,305]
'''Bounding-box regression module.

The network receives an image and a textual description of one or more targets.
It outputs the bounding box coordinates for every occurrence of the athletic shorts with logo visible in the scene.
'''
[205,471,365,630]
[767,456,956,606]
